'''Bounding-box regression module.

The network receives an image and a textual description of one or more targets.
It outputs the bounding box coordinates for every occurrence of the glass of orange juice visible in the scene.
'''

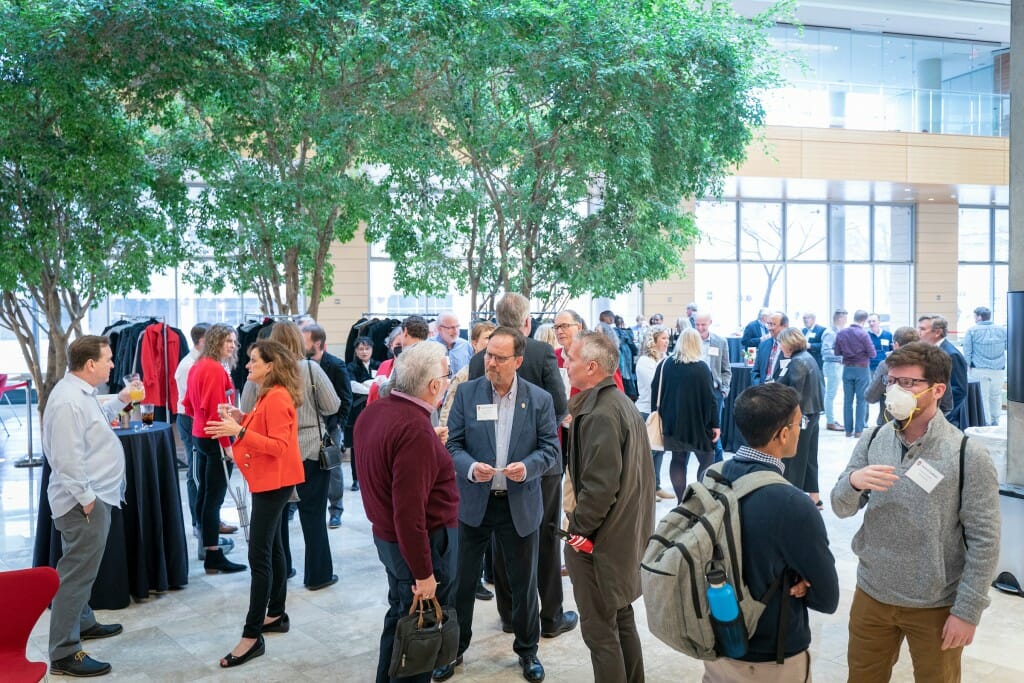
[123,374,144,403]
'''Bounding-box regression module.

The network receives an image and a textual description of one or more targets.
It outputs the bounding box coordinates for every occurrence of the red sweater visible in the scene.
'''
[183,357,235,448]
[355,393,458,580]
[234,386,305,493]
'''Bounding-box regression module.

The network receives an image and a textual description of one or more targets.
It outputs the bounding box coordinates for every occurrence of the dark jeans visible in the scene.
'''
[782,416,820,494]
[669,450,714,503]
[842,366,871,435]
[565,548,644,683]
[176,414,198,527]
[243,486,291,638]
[713,393,724,463]
[459,495,540,658]
[373,527,458,683]
[280,459,334,586]
[494,474,564,631]
[194,437,229,548]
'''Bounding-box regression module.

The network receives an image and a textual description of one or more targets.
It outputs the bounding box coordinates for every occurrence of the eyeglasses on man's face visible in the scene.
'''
[438,324,459,331]
[435,370,453,381]
[553,323,579,332]
[885,376,931,389]
[484,352,516,364]
[790,415,809,430]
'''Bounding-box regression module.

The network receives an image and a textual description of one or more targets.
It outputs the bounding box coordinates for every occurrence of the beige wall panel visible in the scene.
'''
[740,138,804,177]
[643,247,695,317]
[801,141,908,182]
[914,203,959,328]
[319,225,370,354]
[908,146,1009,185]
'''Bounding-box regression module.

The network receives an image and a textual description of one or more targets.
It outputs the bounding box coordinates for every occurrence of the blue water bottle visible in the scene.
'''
[706,565,748,658]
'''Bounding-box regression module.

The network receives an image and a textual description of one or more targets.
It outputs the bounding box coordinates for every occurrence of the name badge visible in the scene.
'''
[881,339,890,347]
[708,346,720,357]
[477,404,498,421]
[905,458,944,493]
[806,332,815,339]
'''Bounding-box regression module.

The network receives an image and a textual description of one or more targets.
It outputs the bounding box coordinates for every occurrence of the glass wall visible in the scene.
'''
[764,25,1009,136]
[957,206,1009,333]
[694,199,914,334]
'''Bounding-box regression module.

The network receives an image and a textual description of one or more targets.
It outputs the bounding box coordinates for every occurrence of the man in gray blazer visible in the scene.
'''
[695,313,732,462]
[436,326,560,683]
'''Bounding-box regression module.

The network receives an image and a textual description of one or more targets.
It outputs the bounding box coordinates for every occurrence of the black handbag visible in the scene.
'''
[307,361,343,471]
[389,596,459,678]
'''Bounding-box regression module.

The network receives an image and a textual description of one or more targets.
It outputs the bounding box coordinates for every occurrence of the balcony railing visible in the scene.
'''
[761,81,1009,137]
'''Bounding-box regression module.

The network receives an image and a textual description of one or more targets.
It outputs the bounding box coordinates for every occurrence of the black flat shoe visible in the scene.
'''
[519,654,545,682]
[541,611,578,638]
[306,574,338,591]
[204,548,246,574]
[219,636,264,668]
[262,613,290,634]
[432,655,463,681]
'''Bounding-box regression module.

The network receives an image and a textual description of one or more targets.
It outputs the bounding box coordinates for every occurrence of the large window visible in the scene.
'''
[957,206,1009,332]
[694,200,914,334]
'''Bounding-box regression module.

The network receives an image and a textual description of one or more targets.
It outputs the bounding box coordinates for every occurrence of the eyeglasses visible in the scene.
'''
[435,371,452,381]
[885,376,932,389]
[438,324,459,331]
[553,323,579,332]
[484,352,516,364]
[795,415,809,430]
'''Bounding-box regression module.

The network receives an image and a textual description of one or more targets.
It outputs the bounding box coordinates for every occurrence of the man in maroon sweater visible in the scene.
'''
[833,309,877,438]
[356,342,459,683]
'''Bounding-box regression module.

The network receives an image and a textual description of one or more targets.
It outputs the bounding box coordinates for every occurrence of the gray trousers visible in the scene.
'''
[327,426,345,515]
[50,500,112,661]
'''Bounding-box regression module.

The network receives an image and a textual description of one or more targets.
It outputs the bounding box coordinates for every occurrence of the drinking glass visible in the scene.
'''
[140,404,155,428]
[123,374,144,403]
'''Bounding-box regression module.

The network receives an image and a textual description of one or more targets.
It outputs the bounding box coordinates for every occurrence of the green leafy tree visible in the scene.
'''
[369,0,788,311]
[0,1,187,414]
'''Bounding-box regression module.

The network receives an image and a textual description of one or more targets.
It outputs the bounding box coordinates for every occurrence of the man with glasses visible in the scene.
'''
[831,342,1000,683]
[434,311,473,376]
[917,314,970,430]
[436,327,560,682]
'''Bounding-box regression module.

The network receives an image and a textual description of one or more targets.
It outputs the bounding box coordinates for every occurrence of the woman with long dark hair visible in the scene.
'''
[206,340,305,667]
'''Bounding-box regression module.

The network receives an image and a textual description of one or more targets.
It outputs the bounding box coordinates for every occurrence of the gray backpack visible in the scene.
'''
[640,462,790,662]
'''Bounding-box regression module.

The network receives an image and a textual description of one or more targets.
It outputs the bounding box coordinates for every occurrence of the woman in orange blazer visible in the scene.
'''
[205,339,305,668]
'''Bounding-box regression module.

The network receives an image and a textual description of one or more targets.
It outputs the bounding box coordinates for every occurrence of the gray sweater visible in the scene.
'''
[241,359,341,461]
[830,415,1000,624]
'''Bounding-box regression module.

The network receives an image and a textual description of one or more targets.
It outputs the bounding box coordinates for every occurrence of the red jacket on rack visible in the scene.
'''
[141,323,182,411]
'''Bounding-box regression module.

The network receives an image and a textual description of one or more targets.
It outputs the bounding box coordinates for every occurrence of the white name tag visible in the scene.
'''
[477,404,498,421]
[806,332,815,340]
[708,346,720,357]
[881,339,890,347]
[905,458,944,493]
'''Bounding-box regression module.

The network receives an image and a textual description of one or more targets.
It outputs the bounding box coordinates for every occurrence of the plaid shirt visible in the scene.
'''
[734,445,785,475]
[963,321,1007,370]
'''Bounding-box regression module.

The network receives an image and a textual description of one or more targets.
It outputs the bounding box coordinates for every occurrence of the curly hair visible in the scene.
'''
[641,325,669,360]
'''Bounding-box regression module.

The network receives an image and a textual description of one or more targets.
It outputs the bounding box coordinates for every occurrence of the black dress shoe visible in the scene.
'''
[501,621,514,633]
[287,567,297,579]
[519,654,545,682]
[475,582,493,600]
[204,548,246,574]
[541,610,578,638]
[307,574,338,591]
[432,655,463,681]
[219,635,265,668]
[80,622,122,640]
[350,481,359,492]
[261,612,289,634]
[51,651,111,677]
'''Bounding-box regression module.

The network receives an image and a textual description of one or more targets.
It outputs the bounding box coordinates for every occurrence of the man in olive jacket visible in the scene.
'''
[564,331,655,683]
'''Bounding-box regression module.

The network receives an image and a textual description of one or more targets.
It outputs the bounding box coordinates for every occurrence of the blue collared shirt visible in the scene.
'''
[434,336,473,376]
[733,445,786,475]
[963,321,1007,370]
[41,374,126,519]
[490,374,518,491]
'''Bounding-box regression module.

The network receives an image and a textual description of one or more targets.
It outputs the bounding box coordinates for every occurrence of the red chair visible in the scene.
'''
[0,373,28,436]
[0,566,60,682]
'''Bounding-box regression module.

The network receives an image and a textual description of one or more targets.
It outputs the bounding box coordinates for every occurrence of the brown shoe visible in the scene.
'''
[219,522,238,534]
[826,422,844,432]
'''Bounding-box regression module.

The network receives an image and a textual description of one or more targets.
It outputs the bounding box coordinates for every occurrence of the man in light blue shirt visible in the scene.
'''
[42,335,134,677]
[963,306,1007,425]
[434,311,474,376]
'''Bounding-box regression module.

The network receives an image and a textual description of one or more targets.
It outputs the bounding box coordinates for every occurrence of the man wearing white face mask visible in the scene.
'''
[831,342,1000,683]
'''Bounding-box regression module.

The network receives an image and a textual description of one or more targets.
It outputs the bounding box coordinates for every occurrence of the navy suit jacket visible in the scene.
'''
[940,338,969,430]
[446,376,560,537]
[750,336,778,386]
[741,320,768,350]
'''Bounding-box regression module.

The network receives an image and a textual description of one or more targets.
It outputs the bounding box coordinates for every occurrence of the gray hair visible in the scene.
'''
[575,331,619,376]
[392,341,447,397]
[496,293,530,328]
[673,328,703,363]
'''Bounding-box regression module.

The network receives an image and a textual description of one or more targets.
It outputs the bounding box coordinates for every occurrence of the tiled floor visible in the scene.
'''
[1,406,1022,682]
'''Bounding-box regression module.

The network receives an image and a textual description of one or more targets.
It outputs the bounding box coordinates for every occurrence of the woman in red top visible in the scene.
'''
[182,323,245,573]
[206,339,305,668]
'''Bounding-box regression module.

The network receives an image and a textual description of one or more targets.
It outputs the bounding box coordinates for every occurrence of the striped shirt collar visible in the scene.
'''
[734,445,786,474]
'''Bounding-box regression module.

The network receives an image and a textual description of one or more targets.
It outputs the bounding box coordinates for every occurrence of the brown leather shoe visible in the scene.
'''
[219,522,238,534]
[826,422,844,432]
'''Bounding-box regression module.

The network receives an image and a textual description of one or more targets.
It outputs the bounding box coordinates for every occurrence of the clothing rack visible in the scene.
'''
[114,314,165,322]
[361,312,439,318]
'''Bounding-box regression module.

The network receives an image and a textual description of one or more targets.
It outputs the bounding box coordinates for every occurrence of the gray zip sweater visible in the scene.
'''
[830,415,1000,625]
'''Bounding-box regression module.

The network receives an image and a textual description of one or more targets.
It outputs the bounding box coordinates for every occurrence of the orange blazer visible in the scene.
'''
[234,385,305,493]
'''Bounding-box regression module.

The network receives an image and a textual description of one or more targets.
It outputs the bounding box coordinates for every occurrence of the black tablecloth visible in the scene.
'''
[33,422,189,609]
[967,380,985,427]
[721,363,752,453]
[727,337,744,364]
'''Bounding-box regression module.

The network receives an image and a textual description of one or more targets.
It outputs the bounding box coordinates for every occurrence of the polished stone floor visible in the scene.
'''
[1,404,1022,682]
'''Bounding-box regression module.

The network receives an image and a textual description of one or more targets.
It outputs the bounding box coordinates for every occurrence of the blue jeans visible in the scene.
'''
[373,527,458,683]
[713,393,724,463]
[824,361,842,424]
[842,366,871,435]
[176,414,198,528]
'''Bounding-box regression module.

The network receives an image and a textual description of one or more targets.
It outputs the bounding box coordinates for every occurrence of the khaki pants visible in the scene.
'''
[847,587,963,683]
[703,650,810,682]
